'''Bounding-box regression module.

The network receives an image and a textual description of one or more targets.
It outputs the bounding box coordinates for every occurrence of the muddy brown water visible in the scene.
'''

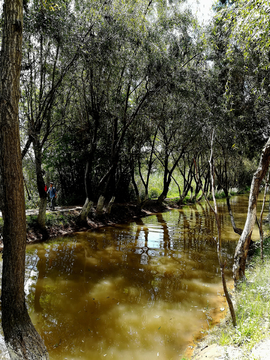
[0,195,267,359]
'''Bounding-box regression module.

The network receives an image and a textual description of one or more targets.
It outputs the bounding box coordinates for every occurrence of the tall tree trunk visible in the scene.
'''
[233,137,270,284]
[33,139,48,238]
[215,161,243,236]
[0,0,48,358]
[257,171,269,261]
[130,160,141,205]
[208,134,236,327]
[194,133,236,327]
[157,178,170,204]
[224,189,243,236]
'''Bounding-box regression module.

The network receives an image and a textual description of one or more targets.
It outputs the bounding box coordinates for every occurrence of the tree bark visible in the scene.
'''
[0,0,48,358]
[33,139,48,237]
[96,195,105,216]
[257,171,269,260]
[78,197,93,225]
[233,137,270,284]
[224,190,243,236]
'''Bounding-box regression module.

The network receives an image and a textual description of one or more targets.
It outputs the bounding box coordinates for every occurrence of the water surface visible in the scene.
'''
[1,195,266,359]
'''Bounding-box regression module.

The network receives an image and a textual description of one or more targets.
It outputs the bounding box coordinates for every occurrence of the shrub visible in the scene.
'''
[149,187,159,199]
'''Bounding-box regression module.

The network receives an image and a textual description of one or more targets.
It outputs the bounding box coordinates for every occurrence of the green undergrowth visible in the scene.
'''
[199,237,270,355]
[45,212,76,227]
[26,212,76,229]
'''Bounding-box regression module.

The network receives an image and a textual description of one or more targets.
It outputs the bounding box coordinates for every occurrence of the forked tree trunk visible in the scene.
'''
[0,0,48,358]
[233,137,270,284]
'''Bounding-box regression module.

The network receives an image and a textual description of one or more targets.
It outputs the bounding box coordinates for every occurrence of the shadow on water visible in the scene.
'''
[0,195,264,359]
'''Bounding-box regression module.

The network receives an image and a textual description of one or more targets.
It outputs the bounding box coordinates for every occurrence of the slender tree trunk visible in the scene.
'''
[233,137,270,284]
[215,162,243,236]
[130,160,141,205]
[0,0,48,358]
[157,179,170,204]
[33,139,48,238]
[78,162,92,225]
[257,171,269,261]
[194,132,236,327]
[224,189,242,236]
[208,134,236,327]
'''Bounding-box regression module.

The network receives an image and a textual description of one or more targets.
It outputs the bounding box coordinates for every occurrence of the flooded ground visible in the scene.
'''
[0,195,266,359]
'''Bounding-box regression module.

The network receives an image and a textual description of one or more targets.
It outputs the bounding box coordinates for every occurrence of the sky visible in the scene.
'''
[188,0,215,24]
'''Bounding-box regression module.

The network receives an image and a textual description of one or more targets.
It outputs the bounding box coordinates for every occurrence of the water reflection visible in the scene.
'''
[1,195,265,359]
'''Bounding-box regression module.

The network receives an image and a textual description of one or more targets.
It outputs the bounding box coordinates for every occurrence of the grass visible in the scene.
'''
[145,172,243,201]
[197,237,270,357]
[0,213,74,234]
[45,212,73,227]
[25,212,76,230]
[221,240,270,349]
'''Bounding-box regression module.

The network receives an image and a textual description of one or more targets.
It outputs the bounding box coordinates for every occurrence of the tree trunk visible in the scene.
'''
[96,195,105,216]
[233,137,270,284]
[224,189,242,236]
[257,171,269,260]
[194,134,236,327]
[214,161,243,236]
[0,0,48,358]
[38,197,47,231]
[131,161,141,205]
[33,139,48,238]
[78,197,93,225]
[106,196,115,214]
[157,184,170,204]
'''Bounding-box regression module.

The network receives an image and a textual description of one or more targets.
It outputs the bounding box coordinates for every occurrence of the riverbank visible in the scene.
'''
[0,200,174,250]
[186,238,270,360]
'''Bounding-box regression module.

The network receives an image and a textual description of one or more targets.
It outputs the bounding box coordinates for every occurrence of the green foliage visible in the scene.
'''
[18,0,265,208]
[45,212,72,227]
[149,187,159,199]
[25,212,76,229]
[26,215,38,227]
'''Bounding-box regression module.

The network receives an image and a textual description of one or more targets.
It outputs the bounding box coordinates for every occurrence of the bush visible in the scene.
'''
[149,187,159,199]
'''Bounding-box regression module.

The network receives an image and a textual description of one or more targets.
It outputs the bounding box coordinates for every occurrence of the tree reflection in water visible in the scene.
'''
[20,196,254,360]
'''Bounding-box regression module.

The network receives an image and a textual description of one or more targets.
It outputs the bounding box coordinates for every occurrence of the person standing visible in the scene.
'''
[47,182,57,210]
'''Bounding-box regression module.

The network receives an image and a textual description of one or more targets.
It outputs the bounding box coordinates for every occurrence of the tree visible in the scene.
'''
[233,137,270,283]
[195,130,236,326]
[20,0,84,233]
[0,0,48,358]
[214,0,270,282]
